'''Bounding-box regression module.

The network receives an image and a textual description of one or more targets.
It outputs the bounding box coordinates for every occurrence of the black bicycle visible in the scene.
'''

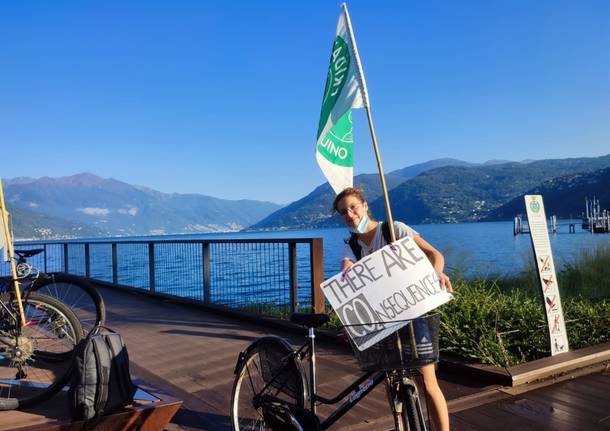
[230,312,440,431]
[0,248,106,334]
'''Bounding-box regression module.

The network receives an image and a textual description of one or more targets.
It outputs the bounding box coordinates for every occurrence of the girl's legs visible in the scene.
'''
[420,364,449,431]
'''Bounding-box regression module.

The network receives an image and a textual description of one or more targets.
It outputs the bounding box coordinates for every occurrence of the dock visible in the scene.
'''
[583,196,610,233]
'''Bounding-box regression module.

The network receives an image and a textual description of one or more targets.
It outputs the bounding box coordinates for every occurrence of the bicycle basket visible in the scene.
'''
[349,313,440,371]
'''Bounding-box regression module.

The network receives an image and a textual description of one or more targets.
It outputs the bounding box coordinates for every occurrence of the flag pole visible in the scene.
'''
[0,179,26,327]
[364,107,397,242]
[341,3,395,242]
[342,3,416,356]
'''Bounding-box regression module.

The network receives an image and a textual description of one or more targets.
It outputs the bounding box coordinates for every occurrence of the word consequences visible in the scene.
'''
[321,236,452,351]
[524,195,569,355]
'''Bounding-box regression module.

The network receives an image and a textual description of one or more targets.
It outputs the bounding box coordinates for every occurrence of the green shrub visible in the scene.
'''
[437,278,610,367]
[559,244,610,298]
[563,297,610,349]
[437,280,548,367]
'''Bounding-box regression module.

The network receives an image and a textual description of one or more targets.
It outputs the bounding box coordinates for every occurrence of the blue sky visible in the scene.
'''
[1,1,609,204]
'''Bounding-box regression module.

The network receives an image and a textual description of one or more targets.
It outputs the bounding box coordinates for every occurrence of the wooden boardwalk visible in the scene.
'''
[97,286,497,430]
[450,370,610,430]
[13,285,608,430]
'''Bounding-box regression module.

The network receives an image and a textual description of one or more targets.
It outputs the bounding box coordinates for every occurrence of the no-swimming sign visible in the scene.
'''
[321,236,453,351]
[524,195,569,355]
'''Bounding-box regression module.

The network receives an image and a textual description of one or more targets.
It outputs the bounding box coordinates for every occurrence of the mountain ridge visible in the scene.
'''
[251,158,477,230]
[255,154,610,229]
[5,174,281,238]
[484,166,610,221]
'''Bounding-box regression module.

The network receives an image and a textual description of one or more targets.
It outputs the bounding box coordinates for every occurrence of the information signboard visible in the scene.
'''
[524,195,569,355]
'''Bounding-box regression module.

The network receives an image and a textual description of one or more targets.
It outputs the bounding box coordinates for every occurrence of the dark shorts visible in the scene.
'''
[402,316,435,360]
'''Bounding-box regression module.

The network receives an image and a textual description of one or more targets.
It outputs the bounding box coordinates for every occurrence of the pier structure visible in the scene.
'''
[582,196,610,233]
[513,215,559,236]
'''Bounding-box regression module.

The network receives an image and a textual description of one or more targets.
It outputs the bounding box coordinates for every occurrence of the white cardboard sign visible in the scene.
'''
[321,235,452,351]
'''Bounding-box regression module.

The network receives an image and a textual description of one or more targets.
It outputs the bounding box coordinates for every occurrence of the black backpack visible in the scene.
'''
[346,221,393,261]
[69,326,137,422]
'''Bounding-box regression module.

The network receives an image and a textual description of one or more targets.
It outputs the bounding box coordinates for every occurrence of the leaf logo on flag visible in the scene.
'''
[316,4,369,194]
[317,36,351,140]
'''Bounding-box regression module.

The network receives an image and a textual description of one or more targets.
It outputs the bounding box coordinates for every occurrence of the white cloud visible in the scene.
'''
[28,202,38,208]
[79,207,110,216]
[117,206,139,216]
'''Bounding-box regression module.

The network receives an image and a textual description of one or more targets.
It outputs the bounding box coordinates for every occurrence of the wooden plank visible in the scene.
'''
[448,387,512,413]
[526,392,610,430]
[499,398,589,431]
[450,413,487,431]
[454,403,543,431]
[509,343,610,386]
[532,383,610,420]
[1,398,181,431]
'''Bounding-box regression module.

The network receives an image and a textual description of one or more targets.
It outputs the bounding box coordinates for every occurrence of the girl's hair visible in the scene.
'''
[333,186,371,212]
[332,187,366,213]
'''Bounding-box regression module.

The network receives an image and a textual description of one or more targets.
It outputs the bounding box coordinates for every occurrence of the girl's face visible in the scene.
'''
[336,194,368,228]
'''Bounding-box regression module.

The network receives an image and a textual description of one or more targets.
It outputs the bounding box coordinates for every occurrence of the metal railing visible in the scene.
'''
[2,238,325,314]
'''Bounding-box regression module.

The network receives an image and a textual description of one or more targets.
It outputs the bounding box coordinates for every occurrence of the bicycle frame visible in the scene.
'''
[303,325,389,430]
[245,325,417,431]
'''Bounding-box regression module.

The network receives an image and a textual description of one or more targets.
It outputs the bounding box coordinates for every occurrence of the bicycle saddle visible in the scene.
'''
[14,249,44,258]
[290,313,330,328]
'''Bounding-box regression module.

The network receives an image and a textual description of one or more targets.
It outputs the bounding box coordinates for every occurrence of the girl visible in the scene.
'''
[333,187,452,431]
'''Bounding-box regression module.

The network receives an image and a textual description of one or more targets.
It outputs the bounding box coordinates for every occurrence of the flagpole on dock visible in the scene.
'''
[341,3,415,355]
[364,108,397,242]
[341,3,396,242]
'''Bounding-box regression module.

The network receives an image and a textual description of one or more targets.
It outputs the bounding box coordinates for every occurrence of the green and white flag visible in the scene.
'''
[316,3,369,194]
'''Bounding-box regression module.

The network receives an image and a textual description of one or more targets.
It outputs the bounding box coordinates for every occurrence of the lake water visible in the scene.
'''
[7,220,609,309]
[87,220,610,279]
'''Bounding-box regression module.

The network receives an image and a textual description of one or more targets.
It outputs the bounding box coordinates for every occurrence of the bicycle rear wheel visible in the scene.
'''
[30,272,105,335]
[0,292,83,410]
[230,337,307,431]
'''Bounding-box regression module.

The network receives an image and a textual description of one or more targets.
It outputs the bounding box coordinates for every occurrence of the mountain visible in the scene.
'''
[8,205,105,239]
[251,158,473,230]
[386,158,475,178]
[369,155,610,224]
[484,167,610,221]
[4,174,281,238]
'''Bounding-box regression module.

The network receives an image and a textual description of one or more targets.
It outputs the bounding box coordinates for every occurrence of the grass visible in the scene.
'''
[437,243,610,366]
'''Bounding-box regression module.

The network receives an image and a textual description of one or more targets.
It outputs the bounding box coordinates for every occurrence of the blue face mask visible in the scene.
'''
[348,215,369,234]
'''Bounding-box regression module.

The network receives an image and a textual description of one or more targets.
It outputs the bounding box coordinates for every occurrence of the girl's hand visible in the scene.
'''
[438,272,453,293]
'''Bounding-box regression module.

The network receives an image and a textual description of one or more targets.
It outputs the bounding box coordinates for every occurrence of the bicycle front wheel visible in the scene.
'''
[30,272,105,335]
[230,337,307,431]
[399,382,424,431]
[0,292,83,410]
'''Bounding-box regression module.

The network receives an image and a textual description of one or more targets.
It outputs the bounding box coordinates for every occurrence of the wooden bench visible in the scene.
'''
[0,380,182,431]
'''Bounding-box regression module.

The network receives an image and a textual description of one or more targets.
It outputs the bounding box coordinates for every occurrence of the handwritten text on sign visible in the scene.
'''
[321,236,452,351]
